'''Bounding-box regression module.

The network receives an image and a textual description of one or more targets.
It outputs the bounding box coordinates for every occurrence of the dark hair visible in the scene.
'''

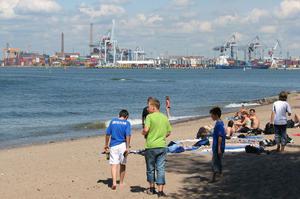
[166,96,170,100]
[210,107,222,118]
[228,120,234,127]
[279,91,288,101]
[249,109,255,113]
[119,109,129,118]
[147,96,153,103]
[149,98,160,109]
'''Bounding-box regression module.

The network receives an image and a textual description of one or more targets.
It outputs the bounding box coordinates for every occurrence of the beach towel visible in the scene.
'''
[168,144,185,153]
[291,133,300,136]
[167,138,210,153]
[193,138,209,147]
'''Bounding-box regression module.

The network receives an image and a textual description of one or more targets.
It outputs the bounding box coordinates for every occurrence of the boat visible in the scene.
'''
[213,55,271,69]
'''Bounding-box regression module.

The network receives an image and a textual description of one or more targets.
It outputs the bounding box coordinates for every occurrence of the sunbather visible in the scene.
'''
[249,109,260,129]
[234,111,252,133]
[226,120,235,138]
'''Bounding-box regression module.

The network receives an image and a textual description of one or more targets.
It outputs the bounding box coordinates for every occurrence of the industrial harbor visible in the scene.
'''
[1,20,300,70]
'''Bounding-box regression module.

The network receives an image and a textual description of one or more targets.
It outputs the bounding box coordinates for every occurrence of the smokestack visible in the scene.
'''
[61,32,64,56]
[90,23,93,54]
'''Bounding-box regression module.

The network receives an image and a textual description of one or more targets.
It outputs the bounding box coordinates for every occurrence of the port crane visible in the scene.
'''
[213,34,238,59]
[268,40,282,68]
[247,36,264,61]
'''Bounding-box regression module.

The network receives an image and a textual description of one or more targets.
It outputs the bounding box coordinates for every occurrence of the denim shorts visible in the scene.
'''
[274,124,287,146]
[145,148,167,185]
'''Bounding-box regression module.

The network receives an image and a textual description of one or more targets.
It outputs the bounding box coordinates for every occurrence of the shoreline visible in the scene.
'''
[0,92,290,151]
[0,92,299,199]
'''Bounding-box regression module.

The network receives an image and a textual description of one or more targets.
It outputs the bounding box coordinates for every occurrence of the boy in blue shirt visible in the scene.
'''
[104,110,131,190]
[209,107,226,183]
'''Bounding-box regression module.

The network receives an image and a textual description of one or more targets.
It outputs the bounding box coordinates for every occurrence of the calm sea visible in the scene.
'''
[1,67,300,148]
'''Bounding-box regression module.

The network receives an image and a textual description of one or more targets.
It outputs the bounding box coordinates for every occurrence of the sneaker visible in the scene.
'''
[157,191,167,198]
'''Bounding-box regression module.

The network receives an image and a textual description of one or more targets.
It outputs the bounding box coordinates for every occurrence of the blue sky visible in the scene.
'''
[1,0,300,58]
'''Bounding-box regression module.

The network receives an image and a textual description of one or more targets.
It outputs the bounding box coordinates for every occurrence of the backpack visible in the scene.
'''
[287,120,295,128]
[251,128,263,135]
[245,145,263,154]
[264,122,275,134]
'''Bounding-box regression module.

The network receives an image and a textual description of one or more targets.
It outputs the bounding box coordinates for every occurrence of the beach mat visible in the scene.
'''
[291,133,300,136]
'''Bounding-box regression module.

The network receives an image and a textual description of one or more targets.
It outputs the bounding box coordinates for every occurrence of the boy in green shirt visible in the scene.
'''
[142,98,172,197]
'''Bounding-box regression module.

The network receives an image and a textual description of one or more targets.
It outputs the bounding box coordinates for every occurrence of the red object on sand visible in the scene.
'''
[291,133,300,136]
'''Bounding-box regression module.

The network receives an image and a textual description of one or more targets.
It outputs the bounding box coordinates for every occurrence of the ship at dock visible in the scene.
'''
[212,34,281,69]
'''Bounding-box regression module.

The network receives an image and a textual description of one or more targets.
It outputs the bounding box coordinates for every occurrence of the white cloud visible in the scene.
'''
[0,0,19,19]
[176,20,213,33]
[172,0,192,6]
[260,25,277,34]
[79,4,125,18]
[121,13,163,28]
[214,8,268,26]
[17,0,61,13]
[214,14,239,26]
[276,0,300,18]
[243,8,268,23]
[0,0,61,19]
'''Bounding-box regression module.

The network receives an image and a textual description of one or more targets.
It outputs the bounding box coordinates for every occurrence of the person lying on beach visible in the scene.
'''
[287,114,300,128]
[104,110,131,190]
[142,98,171,197]
[209,107,226,183]
[234,111,252,133]
[294,114,300,127]
[196,125,213,139]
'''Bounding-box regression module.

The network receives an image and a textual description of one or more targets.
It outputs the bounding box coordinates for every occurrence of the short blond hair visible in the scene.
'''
[149,98,160,109]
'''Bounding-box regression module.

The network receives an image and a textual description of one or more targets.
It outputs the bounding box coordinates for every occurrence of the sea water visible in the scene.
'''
[1,67,300,148]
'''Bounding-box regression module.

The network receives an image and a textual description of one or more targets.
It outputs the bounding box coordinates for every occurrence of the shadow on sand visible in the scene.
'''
[97,178,120,188]
[166,151,300,199]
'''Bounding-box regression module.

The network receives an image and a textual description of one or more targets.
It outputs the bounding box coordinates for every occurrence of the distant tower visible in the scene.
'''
[90,23,93,54]
[61,32,64,57]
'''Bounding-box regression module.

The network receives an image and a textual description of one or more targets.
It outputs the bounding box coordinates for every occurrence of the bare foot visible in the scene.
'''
[111,185,117,190]
[119,183,126,189]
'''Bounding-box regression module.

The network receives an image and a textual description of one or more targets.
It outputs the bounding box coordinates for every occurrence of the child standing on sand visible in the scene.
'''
[142,98,172,197]
[165,96,171,118]
[270,91,292,152]
[104,110,131,190]
[209,107,226,183]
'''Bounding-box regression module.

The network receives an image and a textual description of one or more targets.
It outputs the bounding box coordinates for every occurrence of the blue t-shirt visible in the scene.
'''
[212,120,226,153]
[106,118,131,147]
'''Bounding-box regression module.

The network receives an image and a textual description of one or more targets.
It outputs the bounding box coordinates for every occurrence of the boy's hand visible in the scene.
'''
[123,150,129,157]
[104,146,109,152]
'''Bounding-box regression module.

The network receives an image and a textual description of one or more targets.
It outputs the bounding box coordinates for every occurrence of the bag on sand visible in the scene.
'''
[245,145,264,154]
[264,123,275,134]
[287,120,295,128]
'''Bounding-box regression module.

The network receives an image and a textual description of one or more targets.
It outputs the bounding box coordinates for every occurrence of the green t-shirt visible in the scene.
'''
[145,112,172,149]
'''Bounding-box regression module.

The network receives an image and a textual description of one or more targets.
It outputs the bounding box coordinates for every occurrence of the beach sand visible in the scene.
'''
[1,93,300,199]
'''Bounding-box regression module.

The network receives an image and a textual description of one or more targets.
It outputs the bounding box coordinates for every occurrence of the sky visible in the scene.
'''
[1,0,300,58]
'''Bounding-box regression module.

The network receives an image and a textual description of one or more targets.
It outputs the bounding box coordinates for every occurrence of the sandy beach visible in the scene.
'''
[1,93,300,199]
